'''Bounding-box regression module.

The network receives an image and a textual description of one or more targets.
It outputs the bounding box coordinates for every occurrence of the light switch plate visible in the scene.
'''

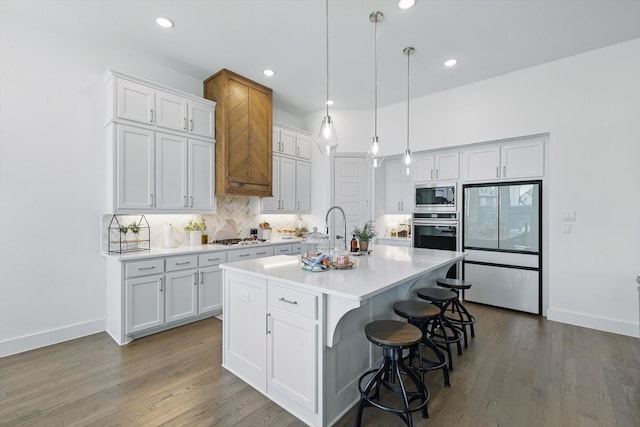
[562,210,577,221]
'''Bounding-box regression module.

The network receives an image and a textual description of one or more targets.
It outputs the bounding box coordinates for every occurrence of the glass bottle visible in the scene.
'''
[350,234,358,252]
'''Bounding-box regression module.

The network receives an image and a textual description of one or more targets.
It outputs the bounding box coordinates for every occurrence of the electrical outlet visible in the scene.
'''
[562,210,577,221]
[561,223,571,234]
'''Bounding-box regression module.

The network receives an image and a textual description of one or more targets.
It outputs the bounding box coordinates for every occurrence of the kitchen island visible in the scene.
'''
[220,245,465,427]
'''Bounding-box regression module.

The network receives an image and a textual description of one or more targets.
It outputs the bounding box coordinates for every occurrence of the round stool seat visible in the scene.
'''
[393,300,440,320]
[436,278,472,290]
[416,287,457,302]
[365,320,422,348]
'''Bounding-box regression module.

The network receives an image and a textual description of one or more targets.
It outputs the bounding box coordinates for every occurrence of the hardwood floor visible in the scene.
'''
[1,303,638,427]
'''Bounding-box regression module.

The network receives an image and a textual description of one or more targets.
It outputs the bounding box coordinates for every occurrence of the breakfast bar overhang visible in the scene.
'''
[220,246,466,427]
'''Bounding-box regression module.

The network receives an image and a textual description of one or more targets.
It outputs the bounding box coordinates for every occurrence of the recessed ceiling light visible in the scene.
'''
[156,17,174,29]
[263,69,275,77]
[444,58,458,67]
[398,0,416,9]
[326,100,334,106]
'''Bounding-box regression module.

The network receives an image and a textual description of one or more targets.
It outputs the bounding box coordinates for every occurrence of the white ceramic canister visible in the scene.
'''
[163,224,176,248]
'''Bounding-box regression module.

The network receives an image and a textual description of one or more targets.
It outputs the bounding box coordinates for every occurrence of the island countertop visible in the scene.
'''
[220,245,466,301]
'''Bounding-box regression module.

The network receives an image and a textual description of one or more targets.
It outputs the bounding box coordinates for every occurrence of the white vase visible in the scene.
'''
[189,230,202,246]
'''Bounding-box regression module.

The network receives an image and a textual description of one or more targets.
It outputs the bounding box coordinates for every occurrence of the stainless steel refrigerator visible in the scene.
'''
[462,180,542,314]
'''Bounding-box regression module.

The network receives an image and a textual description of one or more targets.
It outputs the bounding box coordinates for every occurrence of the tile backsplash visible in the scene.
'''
[102,196,315,251]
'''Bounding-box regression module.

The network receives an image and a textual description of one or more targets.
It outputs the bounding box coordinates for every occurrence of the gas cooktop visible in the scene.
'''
[209,238,267,246]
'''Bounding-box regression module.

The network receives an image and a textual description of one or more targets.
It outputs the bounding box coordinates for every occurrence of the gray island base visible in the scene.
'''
[220,245,466,427]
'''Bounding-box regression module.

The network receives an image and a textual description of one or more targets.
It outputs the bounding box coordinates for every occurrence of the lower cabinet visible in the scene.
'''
[223,271,320,424]
[165,269,198,323]
[125,274,164,334]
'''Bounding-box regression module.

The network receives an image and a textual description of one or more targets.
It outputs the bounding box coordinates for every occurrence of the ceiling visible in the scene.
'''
[5,0,640,116]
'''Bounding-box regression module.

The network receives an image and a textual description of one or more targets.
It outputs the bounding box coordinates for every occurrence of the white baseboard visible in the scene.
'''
[547,308,639,338]
[0,319,105,358]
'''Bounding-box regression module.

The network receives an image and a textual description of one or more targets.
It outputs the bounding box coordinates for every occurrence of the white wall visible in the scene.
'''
[305,38,640,337]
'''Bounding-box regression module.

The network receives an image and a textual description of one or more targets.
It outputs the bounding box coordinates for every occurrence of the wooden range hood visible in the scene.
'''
[203,69,273,197]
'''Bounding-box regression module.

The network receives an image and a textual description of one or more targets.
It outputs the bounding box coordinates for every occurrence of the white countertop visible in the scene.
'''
[220,246,465,301]
[102,239,302,261]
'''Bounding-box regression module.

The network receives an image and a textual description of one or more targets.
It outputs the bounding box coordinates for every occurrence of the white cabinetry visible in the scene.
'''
[223,271,320,424]
[165,255,199,323]
[227,245,275,262]
[105,70,216,214]
[273,124,311,160]
[462,137,544,182]
[384,159,413,214]
[413,151,459,182]
[198,252,226,314]
[260,155,310,213]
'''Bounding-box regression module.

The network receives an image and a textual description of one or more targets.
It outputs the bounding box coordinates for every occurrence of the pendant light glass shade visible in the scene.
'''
[367,11,384,168]
[402,46,414,177]
[317,0,338,155]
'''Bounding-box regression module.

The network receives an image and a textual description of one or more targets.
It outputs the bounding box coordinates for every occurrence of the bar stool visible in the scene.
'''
[436,278,477,348]
[415,288,463,371]
[355,320,429,427]
[393,300,450,388]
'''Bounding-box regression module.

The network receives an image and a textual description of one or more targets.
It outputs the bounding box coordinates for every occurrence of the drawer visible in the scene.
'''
[199,251,227,267]
[165,254,198,272]
[273,244,293,255]
[292,243,302,254]
[268,282,318,320]
[227,249,256,262]
[125,259,164,278]
[253,246,274,258]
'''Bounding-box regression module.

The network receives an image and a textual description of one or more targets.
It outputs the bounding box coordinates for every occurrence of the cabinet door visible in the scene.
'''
[413,153,435,182]
[116,125,155,210]
[435,151,459,181]
[268,308,318,412]
[462,146,501,182]
[199,266,222,314]
[501,140,544,180]
[126,275,164,334]
[295,161,311,212]
[279,128,297,156]
[156,90,188,132]
[279,156,296,211]
[262,156,281,212]
[189,100,215,139]
[165,270,198,323]
[156,132,188,210]
[116,78,155,125]
[295,134,311,159]
[384,159,412,213]
[189,139,216,211]
[224,272,267,391]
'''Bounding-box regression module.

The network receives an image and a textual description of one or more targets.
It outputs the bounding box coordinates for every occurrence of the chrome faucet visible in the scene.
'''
[324,206,348,251]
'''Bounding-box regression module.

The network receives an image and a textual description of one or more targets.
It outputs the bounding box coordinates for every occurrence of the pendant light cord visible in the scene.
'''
[374,14,378,138]
[325,0,330,118]
[406,48,410,151]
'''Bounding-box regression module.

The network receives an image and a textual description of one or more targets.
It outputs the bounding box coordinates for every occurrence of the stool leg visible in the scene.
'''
[420,336,450,387]
[355,359,390,426]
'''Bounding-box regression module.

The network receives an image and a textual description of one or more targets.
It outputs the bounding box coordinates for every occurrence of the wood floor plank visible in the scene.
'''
[1,304,638,427]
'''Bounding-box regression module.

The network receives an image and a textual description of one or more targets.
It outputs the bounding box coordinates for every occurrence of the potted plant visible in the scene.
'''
[129,222,141,249]
[185,219,206,245]
[353,221,376,252]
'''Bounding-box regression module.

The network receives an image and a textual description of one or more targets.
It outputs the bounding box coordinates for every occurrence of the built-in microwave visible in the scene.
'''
[414,182,457,212]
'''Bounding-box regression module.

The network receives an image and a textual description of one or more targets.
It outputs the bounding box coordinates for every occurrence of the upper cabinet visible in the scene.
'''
[413,151,459,183]
[105,70,216,214]
[110,72,214,139]
[462,137,545,182]
[203,69,273,197]
[273,124,311,160]
[384,159,413,214]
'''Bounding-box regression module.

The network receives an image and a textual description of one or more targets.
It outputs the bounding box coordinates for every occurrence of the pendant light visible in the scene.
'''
[367,11,384,168]
[317,0,338,155]
[402,47,414,176]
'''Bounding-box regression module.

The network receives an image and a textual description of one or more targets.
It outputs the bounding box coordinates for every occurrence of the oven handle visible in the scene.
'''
[413,221,459,227]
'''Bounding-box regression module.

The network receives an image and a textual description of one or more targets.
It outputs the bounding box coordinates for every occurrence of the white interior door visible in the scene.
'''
[333,155,369,244]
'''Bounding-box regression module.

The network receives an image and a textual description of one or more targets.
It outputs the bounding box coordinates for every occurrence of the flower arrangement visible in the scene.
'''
[353,221,376,242]
[184,219,206,232]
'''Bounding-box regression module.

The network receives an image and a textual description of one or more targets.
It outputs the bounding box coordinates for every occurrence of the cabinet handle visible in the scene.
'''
[138,266,156,271]
[208,257,220,262]
[175,261,191,265]
[503,166,506,177]
[256,251,267,255]
[190,196,194,208]
[159,277,163,292]
[239,253,250,257]
[183,195,187,207]
[183,117,187,130]
[278,297,298,305]
[194,272,198,285]
[296,201,300,210]
[189,119,193,131]
[150,194,154,207]
[279,248,288,253]
[436,169,439,180]
[266,313,271,335]
[296,146,300,156]
[496,166,499,178]
[149,109,154,123]
[431,169,434,180]
[200,271,204,284]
